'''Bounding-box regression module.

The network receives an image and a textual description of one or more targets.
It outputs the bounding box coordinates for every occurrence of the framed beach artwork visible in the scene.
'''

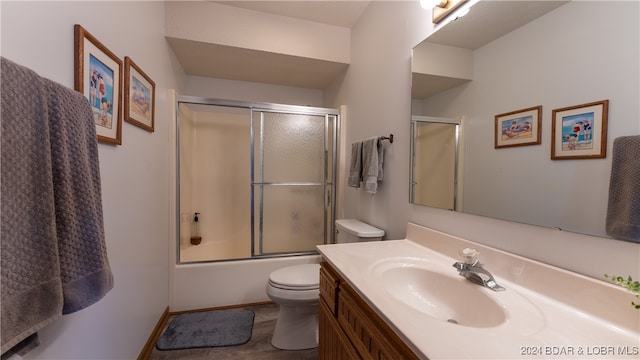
[551,100,608,160]
[124,57,155,132]
[74,24,122,145]
[494,105,542,148]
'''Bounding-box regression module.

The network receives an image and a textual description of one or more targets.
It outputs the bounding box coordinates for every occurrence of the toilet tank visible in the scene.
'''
[335,219,384,243]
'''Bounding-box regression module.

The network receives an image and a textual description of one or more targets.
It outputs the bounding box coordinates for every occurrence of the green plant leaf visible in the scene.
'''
[605,274,640,309]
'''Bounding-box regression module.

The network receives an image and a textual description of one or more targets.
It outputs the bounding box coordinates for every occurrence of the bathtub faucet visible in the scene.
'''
[452,248,505,291]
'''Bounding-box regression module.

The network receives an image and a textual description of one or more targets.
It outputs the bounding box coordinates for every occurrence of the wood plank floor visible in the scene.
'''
[147,303,318,360]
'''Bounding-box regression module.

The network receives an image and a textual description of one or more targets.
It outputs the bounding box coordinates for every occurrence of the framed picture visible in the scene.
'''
[74,24,122,145]
[495,105,542,148]
[124,57,155,132]
[551,100,608,160]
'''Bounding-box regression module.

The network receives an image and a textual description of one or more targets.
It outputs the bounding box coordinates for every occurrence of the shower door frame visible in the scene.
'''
[410,116,461,210]
[176,96,339,264]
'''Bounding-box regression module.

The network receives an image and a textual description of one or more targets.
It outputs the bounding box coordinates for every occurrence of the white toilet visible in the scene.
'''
[266,263,320,350]
[335,218,385,243]
[266,219,384,350]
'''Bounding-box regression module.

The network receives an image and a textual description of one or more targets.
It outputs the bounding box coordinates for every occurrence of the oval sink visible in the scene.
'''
[374,261,507,328]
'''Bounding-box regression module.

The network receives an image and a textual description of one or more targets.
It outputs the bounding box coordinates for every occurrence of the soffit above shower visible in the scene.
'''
[212,1,371,29]
[166,1,369,89]
[166,37,349,89]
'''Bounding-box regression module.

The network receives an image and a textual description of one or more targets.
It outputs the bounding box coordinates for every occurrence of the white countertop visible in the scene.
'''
[317,223,640,360]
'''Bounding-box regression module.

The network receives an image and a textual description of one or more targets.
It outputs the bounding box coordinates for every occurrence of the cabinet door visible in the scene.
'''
[319,298,361,360]
[319,262,340,315]
[338,284,420,360]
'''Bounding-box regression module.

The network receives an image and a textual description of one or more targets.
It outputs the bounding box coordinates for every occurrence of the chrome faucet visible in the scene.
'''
[452,248,505,291]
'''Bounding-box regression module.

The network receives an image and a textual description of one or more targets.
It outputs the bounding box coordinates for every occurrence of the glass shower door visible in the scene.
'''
[252,110,335,255]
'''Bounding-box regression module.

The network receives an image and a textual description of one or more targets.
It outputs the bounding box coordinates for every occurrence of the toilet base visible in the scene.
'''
[271,302,319,350]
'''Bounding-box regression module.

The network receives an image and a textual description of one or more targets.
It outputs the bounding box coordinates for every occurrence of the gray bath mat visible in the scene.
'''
[156,308,255,350]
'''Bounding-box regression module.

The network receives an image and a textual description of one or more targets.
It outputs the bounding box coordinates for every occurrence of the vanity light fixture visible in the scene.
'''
[454,6,470,19]
[432,0,469,24]
[420,0,448,10]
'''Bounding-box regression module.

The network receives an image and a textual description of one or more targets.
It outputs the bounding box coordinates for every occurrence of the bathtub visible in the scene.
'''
[170,254,321,312]
[180,237,250,263]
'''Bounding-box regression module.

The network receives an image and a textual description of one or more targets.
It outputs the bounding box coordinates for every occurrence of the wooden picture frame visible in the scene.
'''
[124,57,155,132]
[74,24,122,145]
[551,100,608,160]
[494,105,542,148]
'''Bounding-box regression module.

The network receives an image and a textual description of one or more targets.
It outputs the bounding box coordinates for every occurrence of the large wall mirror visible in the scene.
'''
[410,0,639,238]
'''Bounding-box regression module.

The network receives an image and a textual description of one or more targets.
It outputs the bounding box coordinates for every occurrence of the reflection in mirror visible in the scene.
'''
[410,116,461,211]
[410,1,638,238]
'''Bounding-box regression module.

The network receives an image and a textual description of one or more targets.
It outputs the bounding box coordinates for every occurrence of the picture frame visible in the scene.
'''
[551,100,608,160]
[124,57,155,132]
[74,24,122,145]
[494,105,542,148]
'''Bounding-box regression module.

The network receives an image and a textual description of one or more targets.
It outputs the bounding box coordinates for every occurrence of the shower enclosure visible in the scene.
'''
[410,116,461,211]
[177,97,338,263]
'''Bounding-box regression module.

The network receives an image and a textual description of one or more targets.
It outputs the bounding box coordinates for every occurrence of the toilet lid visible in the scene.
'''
[269,264,320,290]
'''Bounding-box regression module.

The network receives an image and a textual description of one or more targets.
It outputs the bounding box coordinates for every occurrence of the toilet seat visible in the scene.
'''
[268,281,318,291]
[268,264,320,291]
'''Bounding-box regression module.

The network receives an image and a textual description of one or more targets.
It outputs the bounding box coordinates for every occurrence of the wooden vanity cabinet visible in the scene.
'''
[319,262,420,360]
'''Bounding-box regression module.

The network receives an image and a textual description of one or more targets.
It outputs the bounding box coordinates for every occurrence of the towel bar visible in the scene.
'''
[380,134,394,143]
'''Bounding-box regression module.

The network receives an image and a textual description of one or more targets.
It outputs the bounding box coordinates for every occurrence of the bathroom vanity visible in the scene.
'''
[317,223,640,359]
[319,261,419,359]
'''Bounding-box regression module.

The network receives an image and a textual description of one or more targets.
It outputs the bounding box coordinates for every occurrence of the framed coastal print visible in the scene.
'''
[124,57,155,132]
[551,100,608,160]
[495,105,542,148]
[74,24,122,145]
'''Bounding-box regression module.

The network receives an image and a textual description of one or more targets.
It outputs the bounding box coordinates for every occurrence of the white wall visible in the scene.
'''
[332,1,640,282]
[1,1,185,359]
[326,1,433,239]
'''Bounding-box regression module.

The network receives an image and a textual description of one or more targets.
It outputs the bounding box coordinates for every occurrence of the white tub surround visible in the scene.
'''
[171,255,321,312]
[316,223,640,359]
